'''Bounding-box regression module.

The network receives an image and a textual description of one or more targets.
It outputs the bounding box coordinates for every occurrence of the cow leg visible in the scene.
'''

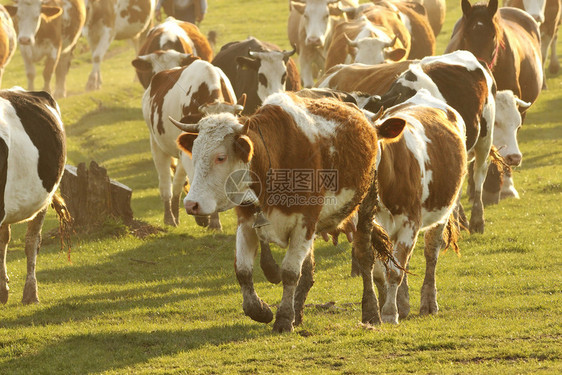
[20,46,36,91]
[272,228,313,333]
[171,161,187,226]
[372,260,386,308]
[150,138,176,226]
[396,264,411,319]
[549,32,560,74]
[86,27,114,91]
[420,222,446,316]
[235,221,273,324]
[381,225,418,324]
[208,212,222,231]
[0,224,11,304]
[500,170,519,200]
[54,49,73,99]
[469,137,492,234]
[42,50,60,94]
[299,48,316,88]
[260,241,281,284]
[293,251,315,327]
[22,208,46,304]
[482,163,502,206]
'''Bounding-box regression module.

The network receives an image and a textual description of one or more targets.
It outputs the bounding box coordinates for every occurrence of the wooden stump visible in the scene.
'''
[60,161,133,229]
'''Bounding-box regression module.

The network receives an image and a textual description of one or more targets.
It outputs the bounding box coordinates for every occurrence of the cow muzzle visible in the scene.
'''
[306,36,323,48]
[504,153,522,167]
[18,36,33,46]
[185,200,201,215]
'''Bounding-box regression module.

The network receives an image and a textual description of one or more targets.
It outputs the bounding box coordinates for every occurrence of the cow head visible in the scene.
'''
[522,0,546,24]
[132,51,199,75]
[345,34,406,65]
[5,0,62,46]
[292,0,343,48]
[172,113,255,215]
[236,49,296,102]
[460,0,500,66]
[494,90,530,167]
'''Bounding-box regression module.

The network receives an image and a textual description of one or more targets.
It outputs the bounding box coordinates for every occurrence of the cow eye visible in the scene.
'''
[281,73,287,85]
[258,73,268,87]
[215,155,227,164]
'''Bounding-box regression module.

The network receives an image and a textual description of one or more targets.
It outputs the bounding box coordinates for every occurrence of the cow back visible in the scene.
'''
[0,6,16,69]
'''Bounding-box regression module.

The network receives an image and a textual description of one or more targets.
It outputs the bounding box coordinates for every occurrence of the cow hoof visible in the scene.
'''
[381,313,399,325]
[272,317,294,333]
[208,221,222,232]
[22,282,39,305]
[482,190,500,206]
[469,218,484,234]
[164,215,178,227]
[194,215,210,228]
[0,287,8,304]
[549,62,560,74]
[500,188,520,200]
[419,302,439,316]
[243,299,273,323]
[397,299,410,320]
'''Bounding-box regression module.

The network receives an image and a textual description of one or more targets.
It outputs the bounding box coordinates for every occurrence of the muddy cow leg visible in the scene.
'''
[420,223,446,316]
[235,220,273,324]
[397,263,411,320]
[171,161,187,226]
[293,251,315,327]
[260,241,281,284]
[22,208,46,304]
[0,224,11,304]
[273,227,314,333]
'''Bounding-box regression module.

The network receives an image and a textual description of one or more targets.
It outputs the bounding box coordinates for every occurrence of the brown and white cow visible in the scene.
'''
[504,0,561,81]
[212,37,302,115]
[324,14,407,70]
[288,0,358,87]
[141,57,237,229]
[172,92,402,332]
[0,88,67,305]
[360,51,496,234]
[131,16,213,88]
[445,0,543,109]
[368,89,467,324]
[0,5,17,87]
[83,0,154,91]
[5,0,86,98]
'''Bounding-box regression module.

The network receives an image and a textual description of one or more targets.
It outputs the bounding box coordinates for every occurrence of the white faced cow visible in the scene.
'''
[288,0,358,87]
[172,92,402,332]
[141,57,239,229]
[370,89,467,324]
[5,0,86,98]
[0,88,67,305]
[83,0,154,91]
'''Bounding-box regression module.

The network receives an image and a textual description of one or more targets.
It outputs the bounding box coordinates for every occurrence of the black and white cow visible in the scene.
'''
[0,88,66,304]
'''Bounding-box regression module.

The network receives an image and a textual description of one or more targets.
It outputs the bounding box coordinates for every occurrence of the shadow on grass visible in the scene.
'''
[0,324,268,374]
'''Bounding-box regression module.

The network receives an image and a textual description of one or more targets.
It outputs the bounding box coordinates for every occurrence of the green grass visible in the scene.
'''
[0,1,561,373]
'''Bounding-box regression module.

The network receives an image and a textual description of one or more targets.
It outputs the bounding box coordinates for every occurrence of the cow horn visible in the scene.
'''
[282,47,296,58]
[371,106,384,122]
[385,35,398,48]
[515,98,531,109]
[168,116,200,133]
[344,34,357,48]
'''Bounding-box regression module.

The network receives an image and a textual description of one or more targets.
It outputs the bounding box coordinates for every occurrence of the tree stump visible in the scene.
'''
[60,161,133,229]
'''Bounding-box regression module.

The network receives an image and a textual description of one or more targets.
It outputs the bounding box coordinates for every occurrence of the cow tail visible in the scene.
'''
[50,193,73,262]
[441,214,461,257]
[489,145,511,179]
[207,30,217,50]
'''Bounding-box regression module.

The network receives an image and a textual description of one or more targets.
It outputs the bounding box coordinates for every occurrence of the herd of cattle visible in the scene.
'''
[0,0,559,333]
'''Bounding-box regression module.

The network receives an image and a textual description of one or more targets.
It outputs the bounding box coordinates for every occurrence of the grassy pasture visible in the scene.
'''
[0,0,561,373]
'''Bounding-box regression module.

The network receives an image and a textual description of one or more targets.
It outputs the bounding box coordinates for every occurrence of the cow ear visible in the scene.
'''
[329,4,343,16]
[131,57,153,72]
[236,56,260,71]
[4,5,17,17]
[237,93,247,108]
[181,55,199,67]
[177,132,199,156]
[385,48,407,62]
[487,0,498,16]
[41,6,63,21]
[461,0,472,17]
[291,2,305,14]
[376,118,406,141]
[234,135,254,163]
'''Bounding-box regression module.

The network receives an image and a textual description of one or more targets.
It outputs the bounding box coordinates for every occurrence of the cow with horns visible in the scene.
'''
[171,92,402,332]
[0,88,69,305]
